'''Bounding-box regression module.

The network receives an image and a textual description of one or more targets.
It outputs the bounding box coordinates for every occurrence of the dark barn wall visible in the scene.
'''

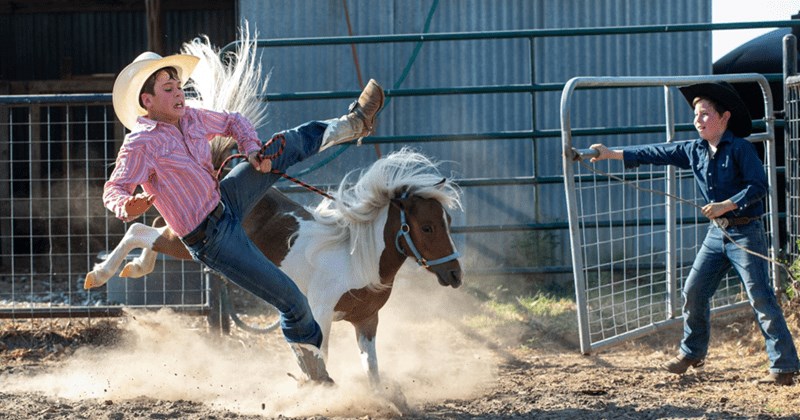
[0,0,236,92]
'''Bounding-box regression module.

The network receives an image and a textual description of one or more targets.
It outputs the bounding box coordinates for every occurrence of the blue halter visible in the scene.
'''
[393,192,461,268]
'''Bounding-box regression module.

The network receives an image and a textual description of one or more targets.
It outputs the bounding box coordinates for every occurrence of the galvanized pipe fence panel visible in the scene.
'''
[0,95,209,318]
[784,34,800,261]
[561,74,779,354]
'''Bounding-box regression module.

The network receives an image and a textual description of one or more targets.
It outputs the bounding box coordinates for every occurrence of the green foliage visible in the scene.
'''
[779,240,800,300]
[787,252,799,301]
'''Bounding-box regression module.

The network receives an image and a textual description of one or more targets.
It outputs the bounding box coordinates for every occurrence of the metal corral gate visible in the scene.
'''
[0,95,210,318]
[784,34,800,261]
[561,74,780,355]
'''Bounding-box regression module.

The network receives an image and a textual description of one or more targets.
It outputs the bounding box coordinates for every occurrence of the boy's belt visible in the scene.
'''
[717,216,761,227]
[182,201,224,246]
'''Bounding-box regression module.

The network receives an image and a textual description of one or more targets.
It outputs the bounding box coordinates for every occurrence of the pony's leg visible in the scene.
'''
[84,223,164,289]
[119,247,157,278]
[120,223,191,277]
[305,298,334,361]
[353,315,381,388]
[354,315,410,413]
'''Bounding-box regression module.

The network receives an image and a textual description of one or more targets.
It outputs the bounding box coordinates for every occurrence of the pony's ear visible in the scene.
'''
[434,178,447,189]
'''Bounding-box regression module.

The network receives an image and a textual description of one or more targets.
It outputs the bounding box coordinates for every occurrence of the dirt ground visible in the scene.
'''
[1,274,800,420]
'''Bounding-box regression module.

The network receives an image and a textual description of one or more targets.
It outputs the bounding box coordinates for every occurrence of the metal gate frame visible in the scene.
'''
[561,74,779,354]
[784,34,800,262]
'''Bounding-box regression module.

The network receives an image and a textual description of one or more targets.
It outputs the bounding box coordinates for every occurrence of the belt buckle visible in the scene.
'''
[183,202,223,246]
[183,225,205,247]
[212,201,224,219]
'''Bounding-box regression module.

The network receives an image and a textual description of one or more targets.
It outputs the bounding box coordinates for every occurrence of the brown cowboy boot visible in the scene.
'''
[663,354,705,374]
[289,342,335,385]
[320,79,385,150]
[754,372,795,386]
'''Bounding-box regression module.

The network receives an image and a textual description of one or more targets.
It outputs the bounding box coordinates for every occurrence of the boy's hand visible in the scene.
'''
[589,144,610,162]
[702,200,737,220]
[122,193,154,222]
[589,144,623,162]
[248,151,272,173]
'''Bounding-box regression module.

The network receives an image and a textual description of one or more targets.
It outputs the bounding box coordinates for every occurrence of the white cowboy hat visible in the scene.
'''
[112,52,200,130]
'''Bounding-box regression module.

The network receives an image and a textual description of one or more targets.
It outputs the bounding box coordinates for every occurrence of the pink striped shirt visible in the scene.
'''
[103,107,261,236]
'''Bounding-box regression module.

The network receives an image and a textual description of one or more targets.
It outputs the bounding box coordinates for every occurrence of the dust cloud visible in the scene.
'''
[1,266,498,417]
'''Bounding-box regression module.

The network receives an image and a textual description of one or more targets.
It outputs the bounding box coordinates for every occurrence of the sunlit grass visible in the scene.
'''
[517,293,574,318]
[463,291,578,345]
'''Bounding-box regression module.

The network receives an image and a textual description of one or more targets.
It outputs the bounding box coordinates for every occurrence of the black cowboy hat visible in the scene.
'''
[678,81,752,138]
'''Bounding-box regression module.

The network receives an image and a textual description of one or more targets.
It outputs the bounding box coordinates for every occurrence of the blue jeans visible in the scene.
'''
[183,121,327,347]
[680,220,799,373]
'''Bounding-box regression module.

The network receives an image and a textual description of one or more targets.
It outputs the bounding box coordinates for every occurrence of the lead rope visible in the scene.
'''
[572,150,800,298]
[216,134,334,200]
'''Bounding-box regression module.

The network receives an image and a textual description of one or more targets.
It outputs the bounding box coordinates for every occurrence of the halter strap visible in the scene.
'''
[393,192,461,268]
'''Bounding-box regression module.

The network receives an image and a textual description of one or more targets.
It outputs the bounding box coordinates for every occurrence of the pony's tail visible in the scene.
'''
[180,22,270,169]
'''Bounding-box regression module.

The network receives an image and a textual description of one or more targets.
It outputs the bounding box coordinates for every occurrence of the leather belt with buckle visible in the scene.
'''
[182,201,224,247]
[719,216,761,227]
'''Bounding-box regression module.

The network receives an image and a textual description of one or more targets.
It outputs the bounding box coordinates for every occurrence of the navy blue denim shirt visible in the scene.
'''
[621,130,766,218]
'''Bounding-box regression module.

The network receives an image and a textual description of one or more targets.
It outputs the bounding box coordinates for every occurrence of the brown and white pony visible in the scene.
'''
[86,149,463,388]
[85,31,464,391]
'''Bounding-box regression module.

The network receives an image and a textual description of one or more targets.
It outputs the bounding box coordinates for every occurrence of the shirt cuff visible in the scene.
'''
[622,150,640,169]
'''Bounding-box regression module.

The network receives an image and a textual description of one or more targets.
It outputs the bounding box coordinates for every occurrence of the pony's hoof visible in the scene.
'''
[83,272,107,289]
[119,264,136,278]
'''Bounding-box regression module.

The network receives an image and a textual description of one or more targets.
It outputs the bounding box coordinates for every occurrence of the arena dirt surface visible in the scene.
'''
[1,273,800,420]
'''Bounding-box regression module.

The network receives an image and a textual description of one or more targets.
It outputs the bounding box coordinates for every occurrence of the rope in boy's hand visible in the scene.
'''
[214,134,334,201]
[216,134,287,180]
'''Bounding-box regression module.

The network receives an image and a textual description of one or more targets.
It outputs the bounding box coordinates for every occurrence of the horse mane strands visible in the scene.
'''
[180,22,269,128]
[180,22,270,169]
[336,148,462,214]
[307,148,462,291]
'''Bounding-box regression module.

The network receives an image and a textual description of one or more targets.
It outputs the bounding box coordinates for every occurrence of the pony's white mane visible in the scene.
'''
[180,23,269,167]
[305,148,462,290]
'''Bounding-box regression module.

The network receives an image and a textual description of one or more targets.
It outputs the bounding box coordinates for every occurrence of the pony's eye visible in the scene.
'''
[422,225,433,233]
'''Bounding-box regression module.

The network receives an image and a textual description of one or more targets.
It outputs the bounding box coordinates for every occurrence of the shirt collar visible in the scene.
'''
[134,109,194,132]
[701,130,735,149]
[134,115,159,132]
[719,130,735,145]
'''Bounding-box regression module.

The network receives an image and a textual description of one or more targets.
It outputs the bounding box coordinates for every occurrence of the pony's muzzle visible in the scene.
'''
[436,267,462,288]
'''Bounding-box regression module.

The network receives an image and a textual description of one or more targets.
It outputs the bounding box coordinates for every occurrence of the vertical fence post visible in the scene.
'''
[560,78,592,354]
[0,105,9,269]
[663,85,679,319]
[784,34,798,261]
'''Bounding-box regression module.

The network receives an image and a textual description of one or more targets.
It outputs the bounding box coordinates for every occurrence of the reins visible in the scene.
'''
[570,148,800,297]
[216,133,334,200]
